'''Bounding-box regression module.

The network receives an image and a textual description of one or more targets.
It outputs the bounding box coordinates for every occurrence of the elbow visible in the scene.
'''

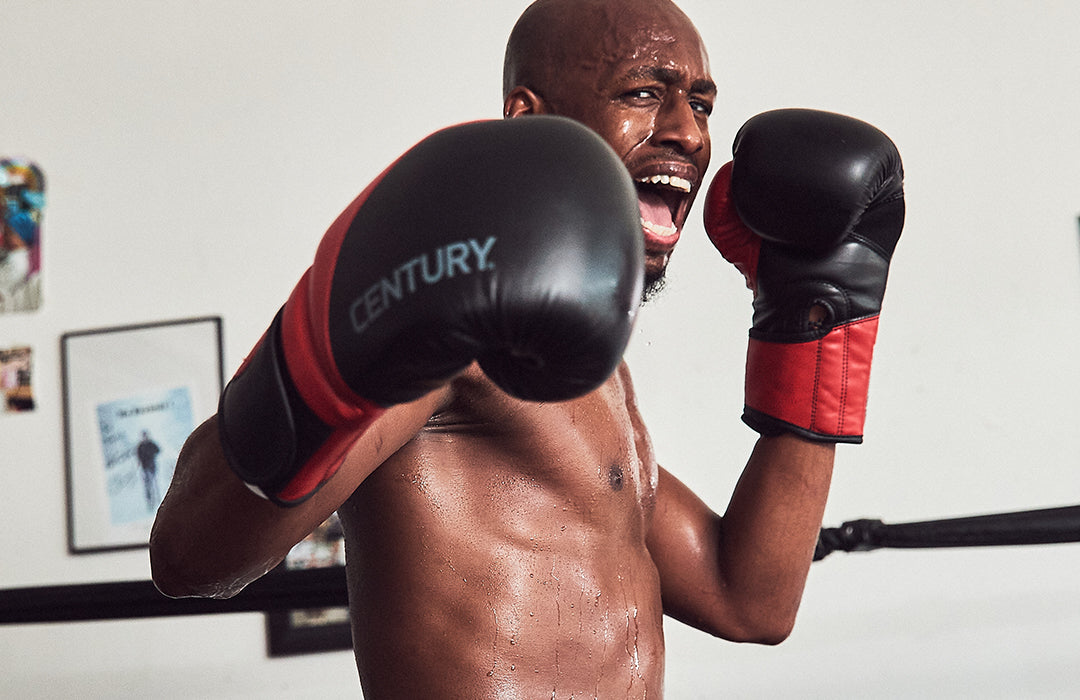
[150,566,191,600]
[149,525,201,599]
[150,546,189,599]
[732,619,795,646]
[149,520,244,600]
[735,602,799,645]
[695,608,798,646]
[150,545,247,600]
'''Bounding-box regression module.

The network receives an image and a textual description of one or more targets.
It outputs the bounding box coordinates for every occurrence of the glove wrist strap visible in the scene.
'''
[218,307,381,506]
[743,316,879,443]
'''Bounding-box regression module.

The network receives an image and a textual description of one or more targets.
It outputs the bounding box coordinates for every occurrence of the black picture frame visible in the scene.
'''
[266,602,353,657]
[61,316,223,553]
[266,513,352,656]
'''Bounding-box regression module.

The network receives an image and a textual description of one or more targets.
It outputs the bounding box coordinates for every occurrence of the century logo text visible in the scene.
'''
[350,236,496,334]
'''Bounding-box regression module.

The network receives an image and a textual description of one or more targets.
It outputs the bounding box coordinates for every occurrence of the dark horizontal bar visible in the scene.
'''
[0,566,348,625]
[876,505,1080,549]
[815,505,1080,560]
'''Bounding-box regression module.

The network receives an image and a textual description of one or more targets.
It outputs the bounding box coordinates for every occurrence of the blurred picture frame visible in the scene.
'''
[0,158,45,314]
[266,513,353,656]
[0,345,34,413]
[61,316,223,553]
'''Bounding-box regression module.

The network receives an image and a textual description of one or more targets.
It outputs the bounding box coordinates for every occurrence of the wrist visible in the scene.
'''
[743,316,878,444]
[218,304,382,505]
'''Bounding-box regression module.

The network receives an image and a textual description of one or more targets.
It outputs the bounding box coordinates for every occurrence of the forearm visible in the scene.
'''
[149,418,340,599]
[715,433,834,639]
[151,388,451,599]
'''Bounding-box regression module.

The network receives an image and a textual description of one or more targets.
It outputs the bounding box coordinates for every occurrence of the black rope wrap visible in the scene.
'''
[815,505,1080,561]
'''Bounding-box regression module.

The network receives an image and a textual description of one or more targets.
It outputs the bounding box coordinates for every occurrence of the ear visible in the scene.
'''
[503,86,550,119]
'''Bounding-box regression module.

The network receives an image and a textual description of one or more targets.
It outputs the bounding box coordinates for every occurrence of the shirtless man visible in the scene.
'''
[150,0,904,697]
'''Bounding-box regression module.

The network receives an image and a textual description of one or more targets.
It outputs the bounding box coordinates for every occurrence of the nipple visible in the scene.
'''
[608,465,624,492]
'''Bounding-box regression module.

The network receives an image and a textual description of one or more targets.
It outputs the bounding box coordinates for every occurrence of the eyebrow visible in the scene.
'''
[623,65,717,96]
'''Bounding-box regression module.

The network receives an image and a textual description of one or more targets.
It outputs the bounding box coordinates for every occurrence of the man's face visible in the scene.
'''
[539,5,715,295]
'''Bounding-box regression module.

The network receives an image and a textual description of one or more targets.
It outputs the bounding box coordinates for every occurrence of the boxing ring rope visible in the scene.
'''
[813,504,1080,560]
[2,505,1079,625]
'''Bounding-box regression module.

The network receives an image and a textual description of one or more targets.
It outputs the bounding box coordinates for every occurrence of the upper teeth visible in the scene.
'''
[638,174,692,193]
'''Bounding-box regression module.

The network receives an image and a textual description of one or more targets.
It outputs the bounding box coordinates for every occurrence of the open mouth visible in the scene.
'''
[635,174,693,248]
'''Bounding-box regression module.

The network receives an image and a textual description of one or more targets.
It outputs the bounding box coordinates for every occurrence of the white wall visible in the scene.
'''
[3,1,1079,697]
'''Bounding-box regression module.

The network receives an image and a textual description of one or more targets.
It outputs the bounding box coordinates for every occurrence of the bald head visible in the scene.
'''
[502,0,703,104]
[502,0,714,300]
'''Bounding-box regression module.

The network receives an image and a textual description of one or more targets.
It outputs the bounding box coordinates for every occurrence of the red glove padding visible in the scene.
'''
[704,109,904,443]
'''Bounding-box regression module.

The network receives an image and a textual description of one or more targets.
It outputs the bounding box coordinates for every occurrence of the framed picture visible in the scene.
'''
[1,158,45,314]
[1,345,34,413]
[266,513,353,656]
[61,316,223,553]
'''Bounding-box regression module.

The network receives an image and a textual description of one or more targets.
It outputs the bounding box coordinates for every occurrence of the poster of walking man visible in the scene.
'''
[95,386,193,525]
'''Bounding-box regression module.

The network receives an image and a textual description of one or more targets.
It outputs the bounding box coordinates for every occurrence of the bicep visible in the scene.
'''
[646,467,729,632]
[647,436,835,643]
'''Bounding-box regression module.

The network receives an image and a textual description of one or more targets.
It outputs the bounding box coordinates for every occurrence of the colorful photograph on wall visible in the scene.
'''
[0,345,34,413]
[0,159,45,313]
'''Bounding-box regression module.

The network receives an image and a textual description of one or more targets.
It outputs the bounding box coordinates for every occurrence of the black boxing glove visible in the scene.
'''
[704,109,904,443]
[220,117,644,505]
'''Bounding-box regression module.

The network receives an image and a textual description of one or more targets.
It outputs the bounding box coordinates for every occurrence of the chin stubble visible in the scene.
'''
[641,271,667,304]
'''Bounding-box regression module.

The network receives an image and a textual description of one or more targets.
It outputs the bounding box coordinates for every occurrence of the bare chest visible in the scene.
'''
[414,365,657,527]
[340,368,665,698]
[341,364,660,575]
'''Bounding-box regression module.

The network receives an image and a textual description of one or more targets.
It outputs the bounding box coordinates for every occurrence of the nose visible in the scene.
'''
[652,92,705,155]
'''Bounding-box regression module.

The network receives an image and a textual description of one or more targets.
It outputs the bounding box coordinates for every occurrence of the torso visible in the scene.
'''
[338,362,665,699]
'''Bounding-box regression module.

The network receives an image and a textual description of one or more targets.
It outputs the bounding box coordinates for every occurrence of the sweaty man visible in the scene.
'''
[151,1,904,698]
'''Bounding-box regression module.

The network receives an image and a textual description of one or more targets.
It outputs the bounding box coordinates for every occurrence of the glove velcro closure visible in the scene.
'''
[742,316,878,443]
[218,307,380,506]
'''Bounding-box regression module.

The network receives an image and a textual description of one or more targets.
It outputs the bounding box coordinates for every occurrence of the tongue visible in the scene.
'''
[638,190,675,232]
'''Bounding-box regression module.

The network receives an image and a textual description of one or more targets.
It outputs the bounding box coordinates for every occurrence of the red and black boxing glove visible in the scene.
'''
[219,117,644,505]
[704,108,904,443]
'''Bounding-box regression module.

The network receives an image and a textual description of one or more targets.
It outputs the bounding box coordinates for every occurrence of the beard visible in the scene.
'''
[641,266,667,304]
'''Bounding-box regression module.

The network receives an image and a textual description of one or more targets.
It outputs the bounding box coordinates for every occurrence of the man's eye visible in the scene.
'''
[691,99,713,116]
[624,88,659,101]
